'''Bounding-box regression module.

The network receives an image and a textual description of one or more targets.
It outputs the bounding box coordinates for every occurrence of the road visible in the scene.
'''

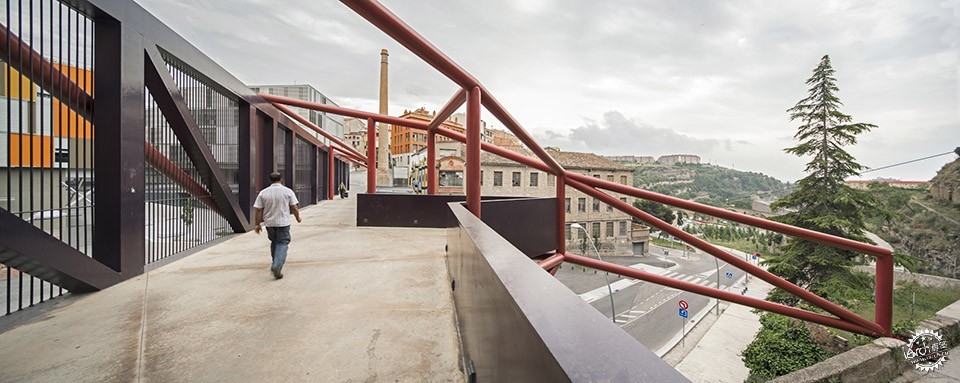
[556,244,758,355]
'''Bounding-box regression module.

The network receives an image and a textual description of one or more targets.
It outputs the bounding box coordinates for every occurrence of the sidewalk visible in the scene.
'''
[674,276,773,382]
[0,197,464,383]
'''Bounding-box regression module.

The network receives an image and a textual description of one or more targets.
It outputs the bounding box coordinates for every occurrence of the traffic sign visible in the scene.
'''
[725,271,734,279]
[679,308,689,318]
[753,253,759,260]
[678,300,688,310]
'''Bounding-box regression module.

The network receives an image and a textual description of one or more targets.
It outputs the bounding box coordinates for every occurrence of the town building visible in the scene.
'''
[390,107,465,155]
[657,154,700,165]
[844,179,930,190]
[249,84,344,145]
[387,107,465,186]
[412,143,648,256]
[606,155,655,166]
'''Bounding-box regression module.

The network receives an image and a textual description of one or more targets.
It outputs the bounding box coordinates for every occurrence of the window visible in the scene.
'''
[530,172,539,187]
[620,197,627,204]
[593,174,601,179]
[565,224,571,240]
[607,203,613,212]
[607,175,614,182]
[592,198,600,212]
[578,198,586,212]
[547,174,555,186]
[606,222,614,238]
[619,221,627,237]
[480,171,483,186]
[512,172,521,187]
[439,171,463,187]
[493,171,503,186]
[592,222,601,238]
[620,175,628,185]
[565,198,571,213]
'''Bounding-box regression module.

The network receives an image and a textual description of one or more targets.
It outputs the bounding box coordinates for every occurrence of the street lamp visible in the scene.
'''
[571,223,616,323]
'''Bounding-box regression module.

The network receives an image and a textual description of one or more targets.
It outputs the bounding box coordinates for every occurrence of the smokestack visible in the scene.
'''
[377,49,391,186]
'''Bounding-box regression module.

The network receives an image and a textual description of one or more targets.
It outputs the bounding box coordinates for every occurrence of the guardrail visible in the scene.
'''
[267,0,896,337]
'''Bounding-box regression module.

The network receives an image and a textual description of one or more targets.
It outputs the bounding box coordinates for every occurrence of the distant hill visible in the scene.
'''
[931,153,960,205]
[633,163,791,210]
[865,181,960,278]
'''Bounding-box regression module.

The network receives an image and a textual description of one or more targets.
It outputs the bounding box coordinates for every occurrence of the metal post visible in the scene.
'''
[556,175,566,254]
[465,86,481,217]
[575,224,615,323]
[366,118,376,193]
[328,147,336,200]
[93,19,145,276]
[715,256,721,316]
[427,128,437,195]
[876,255,894,336]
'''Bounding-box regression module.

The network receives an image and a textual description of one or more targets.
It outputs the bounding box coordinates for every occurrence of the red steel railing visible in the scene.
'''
[263,0,894,337]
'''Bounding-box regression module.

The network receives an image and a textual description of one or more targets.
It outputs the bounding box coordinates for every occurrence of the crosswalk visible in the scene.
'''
[660,270,721,289]
[612,270,728,325]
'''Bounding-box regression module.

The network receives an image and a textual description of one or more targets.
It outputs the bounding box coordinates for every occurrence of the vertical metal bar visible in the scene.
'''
[465,86,481,217]
[876,255,893,336]
[365,117,375,194]
[426,126,436,195]
[17,0,24,311]
[92,17,145,276]
[556,175,565,254]
[328,147,334,200]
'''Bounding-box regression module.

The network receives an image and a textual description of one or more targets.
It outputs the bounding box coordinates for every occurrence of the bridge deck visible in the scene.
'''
[0,197,464,382]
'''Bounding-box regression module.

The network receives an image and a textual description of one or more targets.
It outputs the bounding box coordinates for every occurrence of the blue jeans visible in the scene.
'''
[266,226,291,271]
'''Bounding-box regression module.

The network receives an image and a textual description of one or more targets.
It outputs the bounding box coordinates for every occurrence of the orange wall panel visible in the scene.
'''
[8,133,53,167]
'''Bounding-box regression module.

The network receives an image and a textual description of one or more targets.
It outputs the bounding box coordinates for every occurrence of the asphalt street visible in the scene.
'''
[556,243,760,354]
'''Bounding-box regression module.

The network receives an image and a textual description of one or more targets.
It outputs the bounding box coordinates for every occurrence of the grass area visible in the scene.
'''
[651,236,773,258]
[835,281,960,343]
[650,237,686,250]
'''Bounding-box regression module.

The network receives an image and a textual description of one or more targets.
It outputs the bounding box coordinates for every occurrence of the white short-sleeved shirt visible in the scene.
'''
[253,183,299,227]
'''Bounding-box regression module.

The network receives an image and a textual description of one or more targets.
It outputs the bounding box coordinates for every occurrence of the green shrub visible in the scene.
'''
[743,313,833,381]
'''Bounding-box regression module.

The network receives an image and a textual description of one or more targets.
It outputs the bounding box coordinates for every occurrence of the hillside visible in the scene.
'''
[633,163,791,210]
[865,182,960,278]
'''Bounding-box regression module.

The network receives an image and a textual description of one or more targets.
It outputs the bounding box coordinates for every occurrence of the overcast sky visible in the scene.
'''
[135,0,959,182]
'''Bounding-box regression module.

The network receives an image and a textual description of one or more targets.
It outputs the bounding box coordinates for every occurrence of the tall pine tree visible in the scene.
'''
[767,55,882,305]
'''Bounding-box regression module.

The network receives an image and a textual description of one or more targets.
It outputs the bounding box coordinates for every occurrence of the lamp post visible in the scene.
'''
[572,223,616,323]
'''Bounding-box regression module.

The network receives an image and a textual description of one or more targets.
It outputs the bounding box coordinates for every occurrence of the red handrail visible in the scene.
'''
[289,0,897,337]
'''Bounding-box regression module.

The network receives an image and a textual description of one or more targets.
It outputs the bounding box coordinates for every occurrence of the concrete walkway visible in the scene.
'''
[674,276,774,383]
[0,197,464,383]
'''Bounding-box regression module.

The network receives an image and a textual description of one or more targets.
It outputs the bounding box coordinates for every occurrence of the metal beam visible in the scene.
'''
[0,210,123,292]
[564,177,885,335]
[562,253,878,336]
[143,43,249,232]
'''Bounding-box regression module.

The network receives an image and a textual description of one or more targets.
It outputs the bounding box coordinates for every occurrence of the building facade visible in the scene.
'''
[606,155,655,165]
[477,148,649,256]
[390,107,465,155]
[657,154,700,165]
[844,179,930,190]
[250,84,344,145]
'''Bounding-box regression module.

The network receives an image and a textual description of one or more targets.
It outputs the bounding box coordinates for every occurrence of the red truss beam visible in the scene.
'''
[265,97,368,161]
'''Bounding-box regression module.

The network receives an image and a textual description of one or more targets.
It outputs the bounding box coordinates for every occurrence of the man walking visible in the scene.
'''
[254,172,302,279]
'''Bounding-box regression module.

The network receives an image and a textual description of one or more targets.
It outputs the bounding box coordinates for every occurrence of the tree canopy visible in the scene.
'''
[766,55,884,305]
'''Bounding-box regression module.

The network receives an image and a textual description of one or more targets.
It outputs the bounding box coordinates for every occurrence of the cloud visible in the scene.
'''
[537,111,736,156]
[132,0,959,182]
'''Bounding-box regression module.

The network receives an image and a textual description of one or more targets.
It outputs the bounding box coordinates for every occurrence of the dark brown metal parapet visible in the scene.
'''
[446,202,689,383]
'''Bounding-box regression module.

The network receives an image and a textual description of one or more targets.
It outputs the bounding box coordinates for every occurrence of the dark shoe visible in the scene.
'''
[272,267,283,279]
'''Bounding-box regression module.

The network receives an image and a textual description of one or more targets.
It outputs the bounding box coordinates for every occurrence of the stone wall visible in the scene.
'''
[771,299,960,383]
[855,266,960,289]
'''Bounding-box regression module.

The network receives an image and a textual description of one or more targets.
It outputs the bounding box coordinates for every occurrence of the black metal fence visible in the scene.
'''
[144,89,230,264]
[1,0,97,314]
[294,136,315,203]
[1,0,348,317]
